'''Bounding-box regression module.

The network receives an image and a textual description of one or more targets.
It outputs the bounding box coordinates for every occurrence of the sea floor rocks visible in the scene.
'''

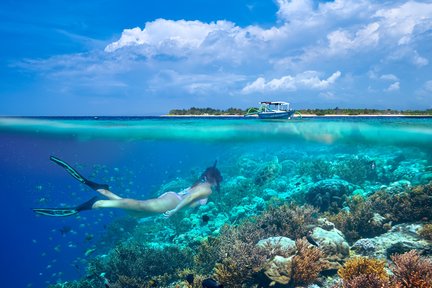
[309,226,350,270]
[263,255,294,285]
[257,236,297,255]
[352,223,432,259]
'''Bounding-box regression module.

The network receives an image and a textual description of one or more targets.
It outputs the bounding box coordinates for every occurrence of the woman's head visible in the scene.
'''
[196,161,223,191]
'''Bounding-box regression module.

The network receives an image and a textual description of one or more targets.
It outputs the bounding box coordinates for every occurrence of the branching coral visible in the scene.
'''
[211,204,319,287]
[326,195,387,243]
[334,274,390,288]
[81,240,194,287]
[338,257,389,283]
[213,224,270,286]
[291,238,327,286]
[193,237,222,275]
[254,203,319,240]
[368,182,432,223]
[390,250,432,288]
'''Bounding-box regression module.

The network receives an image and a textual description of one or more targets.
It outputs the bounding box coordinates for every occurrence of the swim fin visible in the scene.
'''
[50,156,109,191]
[33,196,99,217]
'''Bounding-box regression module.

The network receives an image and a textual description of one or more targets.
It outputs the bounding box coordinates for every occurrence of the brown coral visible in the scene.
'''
[255,203,319,240]
[390,250,432,288]
[419,223,432,241]
[336,274,390,288]
[327,195,388,243]
[291,238,327,286]
[338,257,389,283]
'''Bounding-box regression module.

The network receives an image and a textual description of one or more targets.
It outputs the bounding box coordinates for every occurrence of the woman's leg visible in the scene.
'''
[92,192,181,214]
[96,188,123,200]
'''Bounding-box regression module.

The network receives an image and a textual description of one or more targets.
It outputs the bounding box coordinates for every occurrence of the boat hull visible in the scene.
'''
[258,110,295,119]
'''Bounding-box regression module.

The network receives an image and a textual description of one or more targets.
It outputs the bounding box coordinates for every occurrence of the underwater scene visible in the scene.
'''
[1,116,432,288]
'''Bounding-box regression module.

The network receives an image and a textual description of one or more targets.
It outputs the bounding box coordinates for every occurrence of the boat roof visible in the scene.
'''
[259,101,290,105]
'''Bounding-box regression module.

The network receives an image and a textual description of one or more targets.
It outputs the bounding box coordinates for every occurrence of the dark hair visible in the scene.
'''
[192,161,223,192]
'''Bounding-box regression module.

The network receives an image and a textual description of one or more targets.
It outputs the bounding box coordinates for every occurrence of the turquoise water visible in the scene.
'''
[0,116,431,287]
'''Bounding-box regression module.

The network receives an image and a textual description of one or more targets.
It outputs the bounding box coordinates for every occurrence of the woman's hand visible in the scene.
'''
[163,209,177,218]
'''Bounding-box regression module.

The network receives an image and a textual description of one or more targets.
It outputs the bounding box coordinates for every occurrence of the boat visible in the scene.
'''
[245,101,297,119]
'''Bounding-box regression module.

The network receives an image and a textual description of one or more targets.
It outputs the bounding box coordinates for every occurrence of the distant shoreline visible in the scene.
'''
[162,114,432,118]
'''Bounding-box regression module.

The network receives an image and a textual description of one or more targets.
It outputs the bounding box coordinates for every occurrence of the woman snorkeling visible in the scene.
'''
[33,156,222,218]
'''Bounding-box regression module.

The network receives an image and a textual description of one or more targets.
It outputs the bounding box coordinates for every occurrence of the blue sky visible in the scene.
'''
[1,0,432,115]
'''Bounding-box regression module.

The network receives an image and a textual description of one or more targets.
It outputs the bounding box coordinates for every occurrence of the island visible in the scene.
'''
[167,107,432,117]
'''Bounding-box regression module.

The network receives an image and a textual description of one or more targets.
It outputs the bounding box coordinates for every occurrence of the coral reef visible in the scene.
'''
[298,158,333,181]
[333,155,377,185]
[326,195,390,242]
[47,147,432,288]
[291,238,328,286]
[308,226,350,269]
[306,179,354,212]
[419,223,432,240]
[337,257,389,284]
[390,250,432,287]
[253,157,282,186]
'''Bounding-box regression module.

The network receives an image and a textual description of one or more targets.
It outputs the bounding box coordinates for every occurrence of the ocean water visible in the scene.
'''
[0,116,431,287]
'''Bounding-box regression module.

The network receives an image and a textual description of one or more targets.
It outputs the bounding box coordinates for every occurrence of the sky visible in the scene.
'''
[1,0,432,116]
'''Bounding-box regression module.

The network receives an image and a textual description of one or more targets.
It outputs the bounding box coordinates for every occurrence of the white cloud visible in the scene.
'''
[327,22,380,55]
[424,80,432,92]
[105,19,236,54]
[242,71,341,94]
[276,0,314,22]
[386,81,400,92]
[375,1,432,45]
[14,0,432,111]
[380,74,399,81]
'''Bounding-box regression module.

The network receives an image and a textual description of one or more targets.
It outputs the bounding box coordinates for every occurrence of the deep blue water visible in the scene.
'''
[0,116,431,287]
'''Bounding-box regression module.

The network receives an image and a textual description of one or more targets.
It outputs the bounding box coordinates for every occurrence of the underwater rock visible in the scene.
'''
[386,179,411,193]
[351,223,431,259]
[317,217,335,230]
[309,227,350,269]
[351,238,376,256]
[281,159,297,176]
[306,179,354,212]
[257,236,297,256]
[391,161,421,182]
[418,172,432,184]
[263,255,294,285]
[262,188,279,200]
[251,196,266,211]
[229,197,266,222]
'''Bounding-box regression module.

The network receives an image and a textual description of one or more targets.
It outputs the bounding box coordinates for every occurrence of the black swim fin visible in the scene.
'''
[50,156,109,191]
[33,197,99,217]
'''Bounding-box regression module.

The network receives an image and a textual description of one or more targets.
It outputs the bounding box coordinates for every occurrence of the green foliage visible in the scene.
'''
[168,106,432,116]
[168,107,244,115]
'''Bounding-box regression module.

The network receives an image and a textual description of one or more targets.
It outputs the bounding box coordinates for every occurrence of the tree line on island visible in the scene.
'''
[168,107,432,116]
